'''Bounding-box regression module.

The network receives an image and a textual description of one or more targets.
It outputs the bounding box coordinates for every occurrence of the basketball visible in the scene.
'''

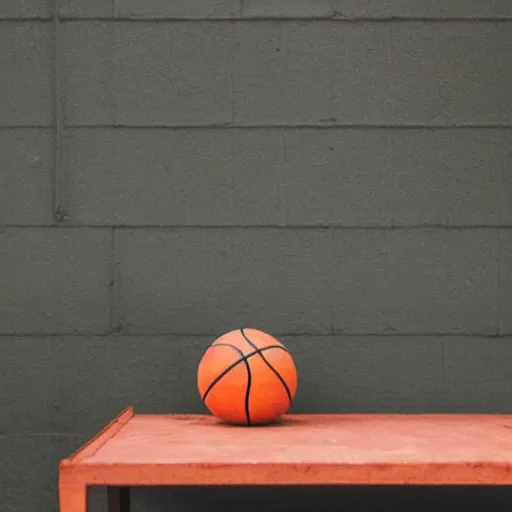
[197,328,298,426]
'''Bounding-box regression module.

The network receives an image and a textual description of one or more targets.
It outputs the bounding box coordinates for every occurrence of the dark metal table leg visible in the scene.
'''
[107,486,131,512]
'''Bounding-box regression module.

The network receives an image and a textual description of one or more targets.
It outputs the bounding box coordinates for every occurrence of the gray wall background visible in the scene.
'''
[1,0,512,510]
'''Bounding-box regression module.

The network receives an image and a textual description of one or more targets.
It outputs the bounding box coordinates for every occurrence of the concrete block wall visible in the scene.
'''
[1,1,511,510]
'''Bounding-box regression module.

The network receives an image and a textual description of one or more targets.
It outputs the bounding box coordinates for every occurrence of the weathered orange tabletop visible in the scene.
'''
[59,407,512,511]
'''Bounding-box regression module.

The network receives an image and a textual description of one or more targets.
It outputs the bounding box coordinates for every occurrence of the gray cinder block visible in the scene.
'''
[115,228,334,334]
[332,228,500,334]
[0,228,112,334]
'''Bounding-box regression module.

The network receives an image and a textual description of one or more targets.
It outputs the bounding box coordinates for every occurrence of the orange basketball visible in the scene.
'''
[197,328,298,426]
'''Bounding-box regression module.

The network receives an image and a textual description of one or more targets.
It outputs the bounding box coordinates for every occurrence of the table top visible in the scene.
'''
[60,407,512,485]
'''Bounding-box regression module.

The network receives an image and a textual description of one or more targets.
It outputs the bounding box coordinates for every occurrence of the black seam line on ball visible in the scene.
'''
[201,342,252,425]
[244,357,252,426]
[240,329,293,405]
[201,344,288,408]
[211,343,252,426]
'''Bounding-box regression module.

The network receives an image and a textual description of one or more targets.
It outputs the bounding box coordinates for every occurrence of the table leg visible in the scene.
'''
[107,486,131,512]
[59,481,87,512]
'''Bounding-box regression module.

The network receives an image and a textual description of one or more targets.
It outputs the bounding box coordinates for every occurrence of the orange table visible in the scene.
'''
[58,407,512,511]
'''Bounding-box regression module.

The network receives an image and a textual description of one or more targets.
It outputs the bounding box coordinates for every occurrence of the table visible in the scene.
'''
[58,406,512,511]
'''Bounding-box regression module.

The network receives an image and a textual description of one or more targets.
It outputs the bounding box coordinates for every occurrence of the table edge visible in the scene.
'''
[60,406,134,467]
[60,461,512,486]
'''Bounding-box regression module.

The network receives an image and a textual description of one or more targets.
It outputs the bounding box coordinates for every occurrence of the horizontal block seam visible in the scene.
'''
[3,125,512,130]
[2,225,512,230]
[2,17,512,22]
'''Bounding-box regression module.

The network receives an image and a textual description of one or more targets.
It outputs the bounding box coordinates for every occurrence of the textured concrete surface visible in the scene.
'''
[331,229,500,334]
[1,2,511,511]
[117,0,239,18]
[0,0,52,18]
[5,0,512,19]
[59,0,113,18]
[114,228,334,334]
[0,337,56,434]
[62,22,236,125]
[61,128,284,225]
[60,128,511,226]
[0,228,112,334]
[57,22,512,126]
[500,229,512,335]
[0,129,54,224]
[0,22,53,125]
[233,22,512,126]
[242,0,512,18]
